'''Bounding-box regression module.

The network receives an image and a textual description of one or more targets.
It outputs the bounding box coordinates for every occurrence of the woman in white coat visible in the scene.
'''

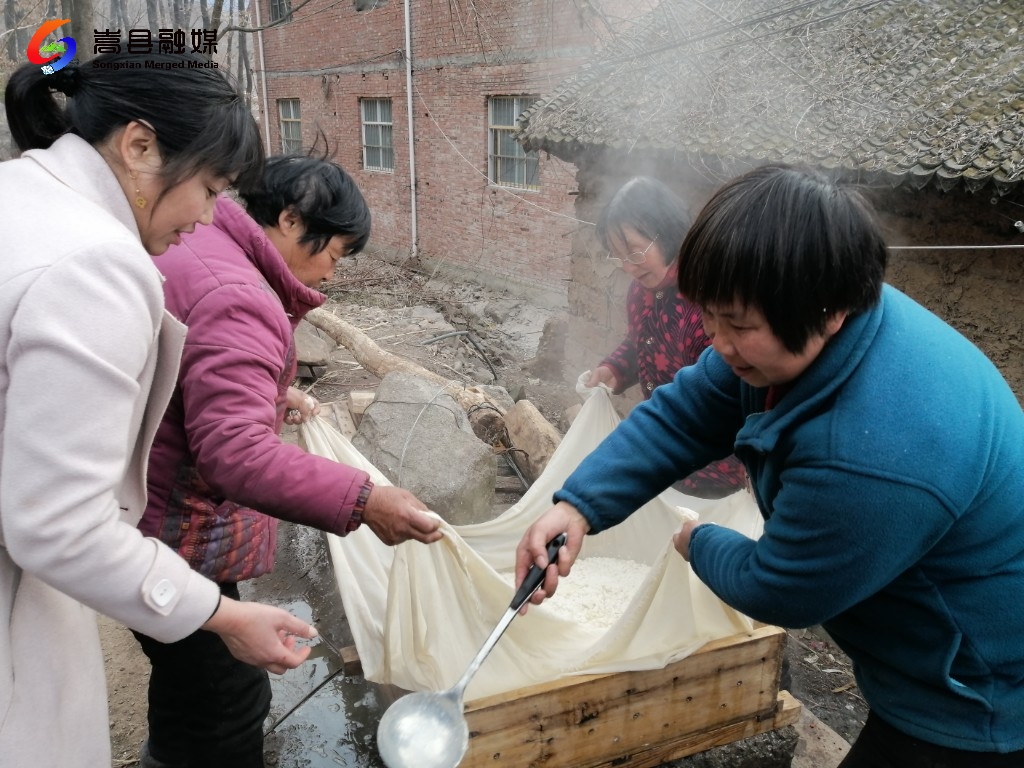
[0,51,318,767]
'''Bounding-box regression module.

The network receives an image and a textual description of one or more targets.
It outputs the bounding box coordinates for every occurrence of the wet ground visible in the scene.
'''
[246,521,427,767]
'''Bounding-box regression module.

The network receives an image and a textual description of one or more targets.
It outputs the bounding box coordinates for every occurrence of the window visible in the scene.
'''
[354,0,387,9]
[278,99,302,154]
[269,0,291,22]
[361,98,394,172]
[488,96,539,190]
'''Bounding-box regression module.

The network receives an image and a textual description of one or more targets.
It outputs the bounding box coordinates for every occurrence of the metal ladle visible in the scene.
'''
[376,533,567,768]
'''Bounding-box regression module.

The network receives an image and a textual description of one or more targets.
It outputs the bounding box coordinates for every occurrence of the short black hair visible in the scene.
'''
[241,155,371,256]
[597,176,691,265]
[5,51,263,194]
[678,165,887,353]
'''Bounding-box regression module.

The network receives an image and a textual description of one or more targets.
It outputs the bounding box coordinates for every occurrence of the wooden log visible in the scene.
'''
[305,307,507,444]
[503,399,563,482]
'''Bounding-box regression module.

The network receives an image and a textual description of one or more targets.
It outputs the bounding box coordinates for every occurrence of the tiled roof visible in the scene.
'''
[517,0,1024,194]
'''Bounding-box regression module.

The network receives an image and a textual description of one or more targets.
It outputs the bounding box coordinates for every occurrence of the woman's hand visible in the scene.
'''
[672,519,701,562]
[202,597,318,675]
[514,501,590,611]
[585,365,617,390]
[361,485,443,545]
[285,386,320,425]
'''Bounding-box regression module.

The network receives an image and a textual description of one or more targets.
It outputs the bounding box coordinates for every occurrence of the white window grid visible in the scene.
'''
[361,98,395,172]
[487,95,539,190]
[278,99,302,154]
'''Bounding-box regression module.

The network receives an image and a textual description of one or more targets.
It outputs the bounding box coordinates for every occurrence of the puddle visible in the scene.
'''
[265,674,389,767]
[241,528,396,767]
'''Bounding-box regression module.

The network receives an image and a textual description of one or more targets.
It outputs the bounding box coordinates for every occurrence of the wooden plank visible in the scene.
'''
[339,644,363,677]
[776,690,802,727]
[326,401,358,440]
[347,390,376,428]
[296,364,327,380]
[463,625,783,708]
[461,626,790,768]
[495,474,527,494]
[556,692,801,768]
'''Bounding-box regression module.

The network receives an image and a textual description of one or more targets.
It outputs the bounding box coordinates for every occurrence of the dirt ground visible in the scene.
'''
[102,251,1024,764]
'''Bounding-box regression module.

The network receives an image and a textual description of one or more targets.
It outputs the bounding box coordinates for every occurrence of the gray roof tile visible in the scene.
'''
[518,0,1024,193]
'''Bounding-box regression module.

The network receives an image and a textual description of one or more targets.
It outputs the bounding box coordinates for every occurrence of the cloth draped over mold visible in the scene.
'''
[299,381,763,702]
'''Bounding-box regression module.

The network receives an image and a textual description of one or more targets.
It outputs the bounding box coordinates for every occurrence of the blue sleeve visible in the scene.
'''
[688,466,956,628]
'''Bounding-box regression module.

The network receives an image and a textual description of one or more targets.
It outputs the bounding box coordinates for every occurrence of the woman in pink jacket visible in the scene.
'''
[137,155,442,768]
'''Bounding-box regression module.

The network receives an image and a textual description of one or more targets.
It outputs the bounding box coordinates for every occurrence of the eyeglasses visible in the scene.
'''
[606,235,658,267]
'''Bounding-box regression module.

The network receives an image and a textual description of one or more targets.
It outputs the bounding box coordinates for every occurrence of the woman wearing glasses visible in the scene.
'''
[585,176,745,498]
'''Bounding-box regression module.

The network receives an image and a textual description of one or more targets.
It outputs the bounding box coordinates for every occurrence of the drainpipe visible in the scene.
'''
[403,0,418,259]
[253,0,272,154]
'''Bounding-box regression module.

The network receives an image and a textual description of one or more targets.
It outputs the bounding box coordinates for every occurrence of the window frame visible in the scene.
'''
[269,0,292,23]
[487,95,540,190]
[360,97,395,173]
[278,99,302,154]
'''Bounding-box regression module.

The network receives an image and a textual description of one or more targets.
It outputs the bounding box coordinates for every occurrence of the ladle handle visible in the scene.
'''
[449,533,569,699]
[509,532,567,611]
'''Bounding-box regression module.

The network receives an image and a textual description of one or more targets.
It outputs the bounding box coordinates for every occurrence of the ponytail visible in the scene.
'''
[4,62,77,151]
[4,51,263,191]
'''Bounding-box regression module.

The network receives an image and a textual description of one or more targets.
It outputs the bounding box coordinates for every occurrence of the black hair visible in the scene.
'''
[597,176,691,265]
[240,154,371,255]
[4,51,263,193]
[678,165,888,353]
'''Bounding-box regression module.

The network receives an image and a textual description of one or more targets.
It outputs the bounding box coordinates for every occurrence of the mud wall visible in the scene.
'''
[875,186,1023,404]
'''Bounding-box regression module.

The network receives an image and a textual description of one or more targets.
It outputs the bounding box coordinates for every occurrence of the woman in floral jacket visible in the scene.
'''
[586,177,746,498]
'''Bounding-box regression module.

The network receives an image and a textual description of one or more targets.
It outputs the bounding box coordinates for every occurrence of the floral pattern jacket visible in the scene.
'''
[601,264,746,497]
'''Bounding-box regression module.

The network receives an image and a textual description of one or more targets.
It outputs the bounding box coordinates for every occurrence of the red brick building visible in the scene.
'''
[252,0,651,305]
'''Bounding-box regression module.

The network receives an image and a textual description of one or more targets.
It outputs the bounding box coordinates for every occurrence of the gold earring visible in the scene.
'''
[129,170,147,209]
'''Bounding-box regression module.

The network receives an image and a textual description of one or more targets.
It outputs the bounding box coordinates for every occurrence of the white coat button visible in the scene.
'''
[151,579,176,607]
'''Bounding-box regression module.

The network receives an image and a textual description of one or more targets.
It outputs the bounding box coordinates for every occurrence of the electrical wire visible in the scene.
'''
[397,380,464,488]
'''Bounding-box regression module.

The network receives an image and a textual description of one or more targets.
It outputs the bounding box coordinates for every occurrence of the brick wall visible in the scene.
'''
[254,0,650,306]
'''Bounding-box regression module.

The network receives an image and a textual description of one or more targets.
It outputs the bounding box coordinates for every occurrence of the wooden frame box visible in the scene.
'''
[460,625,800,768]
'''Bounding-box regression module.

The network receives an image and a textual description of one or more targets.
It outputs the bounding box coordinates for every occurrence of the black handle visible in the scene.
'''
[509,532,567,611]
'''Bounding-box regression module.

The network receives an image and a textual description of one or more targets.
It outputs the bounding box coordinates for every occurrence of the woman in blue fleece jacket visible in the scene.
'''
[516,165,1024,767]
